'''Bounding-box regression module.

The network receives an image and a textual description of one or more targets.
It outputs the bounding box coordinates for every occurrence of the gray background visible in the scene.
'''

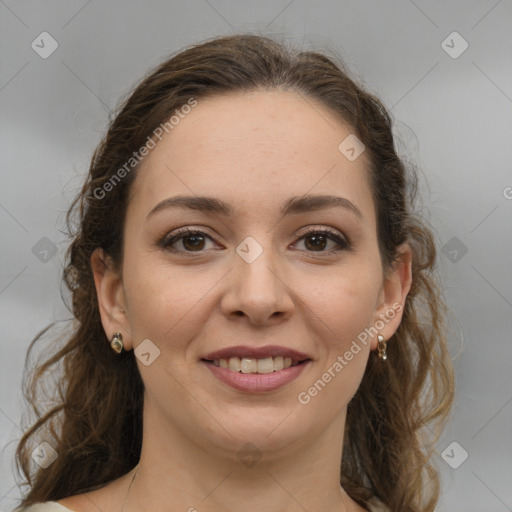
[1,1,511,511]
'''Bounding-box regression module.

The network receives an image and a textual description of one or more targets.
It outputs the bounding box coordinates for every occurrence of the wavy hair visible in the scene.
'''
[14,34,454,511]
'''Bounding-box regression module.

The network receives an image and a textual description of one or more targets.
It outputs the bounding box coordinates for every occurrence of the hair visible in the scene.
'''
[14,34,454,511]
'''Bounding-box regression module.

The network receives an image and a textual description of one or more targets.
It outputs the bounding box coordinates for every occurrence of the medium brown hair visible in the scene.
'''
[14,34,454,511]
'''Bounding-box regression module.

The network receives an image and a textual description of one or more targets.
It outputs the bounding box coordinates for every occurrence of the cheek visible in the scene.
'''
[307,265,380,379]
[308,275,378,393]
[309,264,381,340]
[121,255,217,346]
[293,269,379,419]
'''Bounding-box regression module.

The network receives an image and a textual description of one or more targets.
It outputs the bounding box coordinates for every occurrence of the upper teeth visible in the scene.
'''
[213,356,294,373]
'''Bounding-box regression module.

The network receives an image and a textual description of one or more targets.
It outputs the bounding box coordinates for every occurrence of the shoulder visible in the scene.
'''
[13,503,74,512]
[365,496,390,511]
[16,496,389,512]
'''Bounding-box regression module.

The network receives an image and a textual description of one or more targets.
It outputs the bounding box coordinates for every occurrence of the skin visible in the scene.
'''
[59,89,411,512]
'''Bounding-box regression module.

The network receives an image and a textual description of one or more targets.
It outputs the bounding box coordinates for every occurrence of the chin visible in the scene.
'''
[209,407,313,453]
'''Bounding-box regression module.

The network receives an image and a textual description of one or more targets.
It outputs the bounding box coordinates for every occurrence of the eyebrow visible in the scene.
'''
[147,194,362,219]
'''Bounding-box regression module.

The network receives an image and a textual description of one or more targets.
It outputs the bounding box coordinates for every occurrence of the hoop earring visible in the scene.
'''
[377,334,387,361]
[110,333,124,354]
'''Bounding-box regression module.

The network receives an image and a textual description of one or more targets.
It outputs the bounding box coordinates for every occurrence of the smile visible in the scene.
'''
[209,356,300,374]
[202,358,311,392]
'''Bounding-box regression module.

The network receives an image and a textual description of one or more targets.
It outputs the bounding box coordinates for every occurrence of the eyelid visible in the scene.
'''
[296,225,348,242]
[159,226,220,251]
[159,225,350,254]
[293,225,350,251]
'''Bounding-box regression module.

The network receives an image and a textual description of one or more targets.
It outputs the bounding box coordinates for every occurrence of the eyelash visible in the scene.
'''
[158,226,350,256]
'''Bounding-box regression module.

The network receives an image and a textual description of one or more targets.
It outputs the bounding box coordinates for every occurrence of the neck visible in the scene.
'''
[122,404,361,512]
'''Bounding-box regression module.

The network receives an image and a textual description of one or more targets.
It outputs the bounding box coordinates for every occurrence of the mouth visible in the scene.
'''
[201,345,312,375]
[201,356,311,374]
[200,345,312,392]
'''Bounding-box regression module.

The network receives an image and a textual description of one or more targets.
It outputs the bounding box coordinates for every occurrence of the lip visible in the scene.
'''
[202,345,312,365]
[203,359,311,392]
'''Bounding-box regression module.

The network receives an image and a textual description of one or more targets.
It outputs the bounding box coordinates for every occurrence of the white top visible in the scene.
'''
[15,496,389,511]
[14,504,70,512]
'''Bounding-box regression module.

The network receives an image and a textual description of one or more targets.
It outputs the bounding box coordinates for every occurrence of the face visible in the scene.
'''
[93,89,410,460]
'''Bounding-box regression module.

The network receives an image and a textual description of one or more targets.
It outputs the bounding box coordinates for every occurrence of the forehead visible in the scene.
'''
[130,90,374,219]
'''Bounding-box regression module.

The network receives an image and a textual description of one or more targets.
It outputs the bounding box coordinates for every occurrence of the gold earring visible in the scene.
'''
[377,334,387,360]
[110,333,124,354]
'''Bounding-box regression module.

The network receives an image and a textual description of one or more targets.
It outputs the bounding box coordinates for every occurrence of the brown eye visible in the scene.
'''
[181,234,206,251]
[160,229,217,253]
[295,229,349,253]
[304,233,328,251]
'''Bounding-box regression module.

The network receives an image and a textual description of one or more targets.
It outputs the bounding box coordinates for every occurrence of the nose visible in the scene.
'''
[220,242,294,326]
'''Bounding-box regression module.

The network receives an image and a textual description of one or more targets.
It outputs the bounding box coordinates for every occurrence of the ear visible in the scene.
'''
[91,248,133,351]
[371,243,413,350]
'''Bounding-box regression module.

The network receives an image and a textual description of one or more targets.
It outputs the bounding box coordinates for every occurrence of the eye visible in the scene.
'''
[293,227,349,253]
[159,226,350,255]
[159,227,219,253]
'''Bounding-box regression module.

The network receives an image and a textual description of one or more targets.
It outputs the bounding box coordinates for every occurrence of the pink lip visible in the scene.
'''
[202,345,312,365]
[203,360,311,392]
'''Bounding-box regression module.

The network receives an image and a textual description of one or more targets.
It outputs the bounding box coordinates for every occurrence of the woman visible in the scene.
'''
[14,34,454,512]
